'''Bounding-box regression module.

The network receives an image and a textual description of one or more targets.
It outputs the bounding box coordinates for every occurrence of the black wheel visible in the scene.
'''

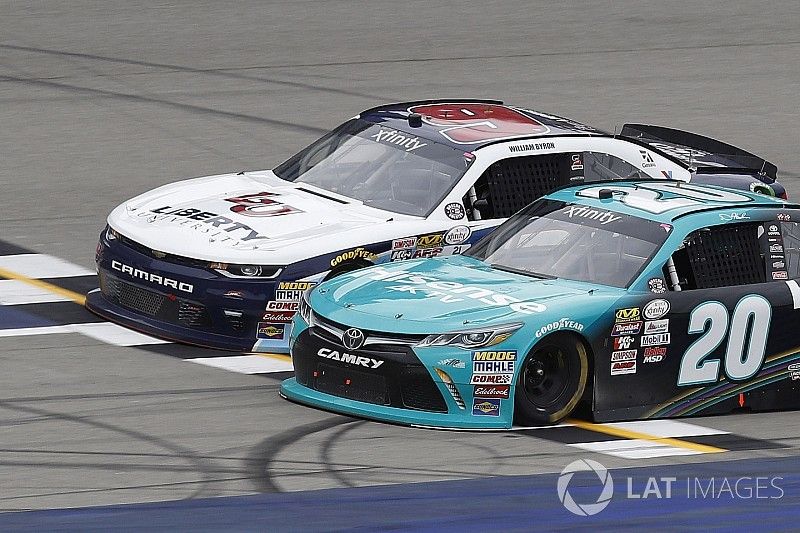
[514,333,589,426]
[323,259,372,281]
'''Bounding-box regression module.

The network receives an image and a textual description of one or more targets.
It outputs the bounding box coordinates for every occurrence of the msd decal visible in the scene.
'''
[225,191,303,217]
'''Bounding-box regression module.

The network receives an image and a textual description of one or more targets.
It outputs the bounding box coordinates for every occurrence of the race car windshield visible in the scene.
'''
[468,199,670,288]
[273,119,474,217]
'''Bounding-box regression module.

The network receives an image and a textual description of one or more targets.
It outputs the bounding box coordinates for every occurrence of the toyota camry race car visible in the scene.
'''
[282,180,800,428]
[87,99,786,353]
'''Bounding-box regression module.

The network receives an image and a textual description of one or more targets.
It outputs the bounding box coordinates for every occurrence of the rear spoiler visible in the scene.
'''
[620,123,778,180]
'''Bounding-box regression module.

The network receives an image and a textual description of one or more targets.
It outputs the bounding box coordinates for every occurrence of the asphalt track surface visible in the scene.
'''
[1,0,799,528]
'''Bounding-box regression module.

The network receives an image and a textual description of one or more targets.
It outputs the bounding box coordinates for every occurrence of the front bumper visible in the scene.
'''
[88,228,295,352]
[281,319,514,429]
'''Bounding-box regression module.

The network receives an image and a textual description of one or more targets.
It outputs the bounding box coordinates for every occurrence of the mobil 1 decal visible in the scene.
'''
[593,283,800,420]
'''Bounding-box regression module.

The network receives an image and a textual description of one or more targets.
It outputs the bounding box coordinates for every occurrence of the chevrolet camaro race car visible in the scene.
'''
[87,99,786,353]
[282,180,800,428]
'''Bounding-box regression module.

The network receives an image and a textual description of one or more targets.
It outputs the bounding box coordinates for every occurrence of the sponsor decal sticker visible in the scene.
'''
[416,233,445,249]
[615,307,641,323]
[392,238,416,250]
[473,360,515,374]
[278,282,315,290]
[640,333,670,347]
[611,350,637,362]
[262,311,296,323]
[473,385,510,399]
[611,321,642,336]
[470,374,513,385]
[565,205,621,225]
[719,212,750,221]
[613,336,635,350]
[777,213,791,221]
[370,127,428,152]
[643,346,667,363]
[472,398,501,416]
[330,247,378,268]
[445,203,466,220]
[444,225,471,245]
[643,299,670,320]
[648,278,667,294]
[570,154,584,171]
[535,317,584,338]
[257,322,285,339]
[643,319,669,334]
[773,271,789,280]
[509,141,555,152]
[223,290,246,299]
[611,360,636,375]
[437,358,465,369]
[639,150,656,168]
[770,244,784,253]
[266,301,299,311]
[788,362,800,381]
[473,351,517,361]
[317,347,384,369]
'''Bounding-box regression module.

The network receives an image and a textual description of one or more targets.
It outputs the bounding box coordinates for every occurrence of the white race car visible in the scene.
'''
[87,99,784,352]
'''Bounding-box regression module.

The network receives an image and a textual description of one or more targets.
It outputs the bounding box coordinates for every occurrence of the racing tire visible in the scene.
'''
[323,259,373,281]
[514,333,589,426]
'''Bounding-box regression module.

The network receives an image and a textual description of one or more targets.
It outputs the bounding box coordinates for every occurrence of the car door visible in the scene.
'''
[595,215,800,422]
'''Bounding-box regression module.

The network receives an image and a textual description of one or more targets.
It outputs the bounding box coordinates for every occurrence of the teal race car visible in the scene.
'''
[281,180,800,428]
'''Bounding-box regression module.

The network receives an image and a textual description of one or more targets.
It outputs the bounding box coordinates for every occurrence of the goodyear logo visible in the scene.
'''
[330,247,378,267]
[472,351,517,361]
[277,281,315,290]
[416,233,444,249]
[615,307,641,323]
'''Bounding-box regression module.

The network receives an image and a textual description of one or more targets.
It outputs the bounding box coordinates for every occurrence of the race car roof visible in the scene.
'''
[546,180,792,223]
[358,99,606,150]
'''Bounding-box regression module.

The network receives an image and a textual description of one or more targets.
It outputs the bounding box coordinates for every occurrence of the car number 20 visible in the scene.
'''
[678,295,771,386]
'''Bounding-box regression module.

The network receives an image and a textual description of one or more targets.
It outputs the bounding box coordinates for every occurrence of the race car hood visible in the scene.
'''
[310,255,614,334]
[107,170,399,263]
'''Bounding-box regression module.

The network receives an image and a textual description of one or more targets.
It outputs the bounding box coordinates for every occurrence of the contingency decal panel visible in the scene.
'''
[592,280,800,421]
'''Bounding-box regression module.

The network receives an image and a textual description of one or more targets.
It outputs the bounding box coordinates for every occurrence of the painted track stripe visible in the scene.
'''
[0,279,72,305]
[567,419,726,454]
[0,253,94,278]
[0,322,168,345]
[0,266,86,305]
[569,439,703,459]
[603,419,727,437]
[0,301,105,327]
[187,354,293,374]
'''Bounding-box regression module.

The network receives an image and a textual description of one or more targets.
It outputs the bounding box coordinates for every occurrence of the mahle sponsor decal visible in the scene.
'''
[317,348,384,369]
[351,267,546,314]
[111,260,193,293]
[473,360,515,374]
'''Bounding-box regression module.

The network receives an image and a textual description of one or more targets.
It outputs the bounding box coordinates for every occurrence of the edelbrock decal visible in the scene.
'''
[350,267,547,314]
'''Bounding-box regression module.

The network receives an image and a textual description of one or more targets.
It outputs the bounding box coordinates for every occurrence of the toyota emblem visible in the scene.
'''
[342,328,365,350]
